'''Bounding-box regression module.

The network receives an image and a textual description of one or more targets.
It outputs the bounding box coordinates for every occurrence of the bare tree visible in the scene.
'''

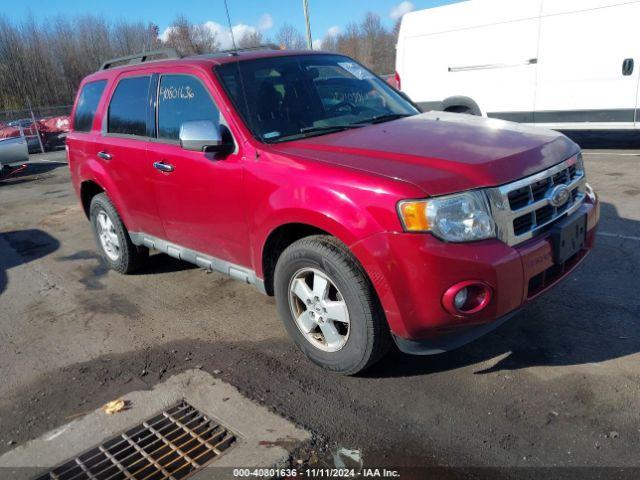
[336,23,362,61]
[237,30,263,49]
[276,23,306,50]
[0,14,177,110]
[324,12,396,74]
[163,15,220,56]
[359,12,395,74]
[0,10,401,112]
[320,33,338,52]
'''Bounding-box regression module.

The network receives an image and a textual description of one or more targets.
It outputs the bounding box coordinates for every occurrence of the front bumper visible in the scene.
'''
[350,196,599,352]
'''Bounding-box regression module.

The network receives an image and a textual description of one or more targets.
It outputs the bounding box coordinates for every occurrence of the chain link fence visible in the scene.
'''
[0,104,72,123]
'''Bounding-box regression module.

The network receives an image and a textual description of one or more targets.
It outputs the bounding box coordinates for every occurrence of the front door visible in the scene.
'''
[146,71,249,267]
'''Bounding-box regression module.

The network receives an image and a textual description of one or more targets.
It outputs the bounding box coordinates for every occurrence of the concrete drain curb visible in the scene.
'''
[0,369,311,479]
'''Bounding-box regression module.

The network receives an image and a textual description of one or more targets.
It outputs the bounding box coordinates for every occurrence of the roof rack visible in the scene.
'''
[100,48,180,70]
[191,44,281,59]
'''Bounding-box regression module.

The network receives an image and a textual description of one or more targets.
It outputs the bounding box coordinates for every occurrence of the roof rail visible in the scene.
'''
[191,44,281,59]
[100,48,180,70]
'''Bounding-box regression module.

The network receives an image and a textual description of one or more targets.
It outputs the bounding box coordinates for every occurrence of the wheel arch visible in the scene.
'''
[260,222,334,296]
[80,180,105,219]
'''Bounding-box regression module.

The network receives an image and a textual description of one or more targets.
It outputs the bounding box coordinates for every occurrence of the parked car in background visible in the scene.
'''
[8,119,42,153]
[38,115,71,150]
[0,135,28,175]
[68,48,599,374]
[396,0,640,131]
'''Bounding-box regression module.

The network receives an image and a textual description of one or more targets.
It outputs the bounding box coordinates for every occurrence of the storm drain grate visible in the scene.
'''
[35,401,236,480]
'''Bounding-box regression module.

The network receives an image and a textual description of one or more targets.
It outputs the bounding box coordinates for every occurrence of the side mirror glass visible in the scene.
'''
[179,120,231,153]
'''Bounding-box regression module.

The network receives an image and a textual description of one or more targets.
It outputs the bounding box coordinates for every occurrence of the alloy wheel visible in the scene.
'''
[96,211,120,261]
[288,267,351,352]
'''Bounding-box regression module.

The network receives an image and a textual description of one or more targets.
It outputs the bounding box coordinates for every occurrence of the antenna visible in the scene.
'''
[223,0,239,55]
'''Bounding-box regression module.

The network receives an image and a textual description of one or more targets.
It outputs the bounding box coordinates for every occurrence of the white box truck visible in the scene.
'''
[396,0,640,131]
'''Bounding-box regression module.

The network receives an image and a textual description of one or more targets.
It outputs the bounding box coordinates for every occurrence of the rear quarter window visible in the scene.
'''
[107,76,151,136]
[73,80,107,132]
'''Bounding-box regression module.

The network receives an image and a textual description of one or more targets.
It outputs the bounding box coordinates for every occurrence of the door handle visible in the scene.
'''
[153,161,174,173]
[622,58,634,76]
[97,151,112,160]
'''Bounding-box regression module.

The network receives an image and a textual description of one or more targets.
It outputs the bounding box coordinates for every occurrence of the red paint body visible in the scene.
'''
[67,51,599,344]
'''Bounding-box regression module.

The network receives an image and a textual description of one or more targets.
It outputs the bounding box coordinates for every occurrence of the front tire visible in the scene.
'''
[274,235,389,375]
[89,193,148,274]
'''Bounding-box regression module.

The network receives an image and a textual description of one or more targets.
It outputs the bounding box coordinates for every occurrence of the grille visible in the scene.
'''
[487,154,587,246]
[527,248,586,298]
[35,401,236,480]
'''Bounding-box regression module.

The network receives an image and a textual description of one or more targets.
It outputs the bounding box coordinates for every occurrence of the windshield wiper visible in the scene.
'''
[269,123,365,142]
[361,113,414,124]
[300,124,365,134]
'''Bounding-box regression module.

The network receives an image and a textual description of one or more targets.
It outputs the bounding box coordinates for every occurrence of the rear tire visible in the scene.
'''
[274,235,390,375]
[89,193,148,274]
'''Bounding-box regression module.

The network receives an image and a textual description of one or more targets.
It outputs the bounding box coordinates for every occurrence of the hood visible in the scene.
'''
[269,112,578,196]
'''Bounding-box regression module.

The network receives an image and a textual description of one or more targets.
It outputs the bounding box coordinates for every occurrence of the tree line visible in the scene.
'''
[0,12,399,111]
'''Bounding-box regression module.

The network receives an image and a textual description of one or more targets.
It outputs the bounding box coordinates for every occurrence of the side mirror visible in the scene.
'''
[179,120,231,153]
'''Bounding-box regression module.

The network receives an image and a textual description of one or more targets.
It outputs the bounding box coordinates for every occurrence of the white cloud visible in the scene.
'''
[312,39,323,50]
[390,1,415,20]
[258,13,273,31]
[203,21,258,49]
[327,25,341,37]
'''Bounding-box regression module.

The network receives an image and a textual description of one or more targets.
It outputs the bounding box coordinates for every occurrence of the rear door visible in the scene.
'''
[97,74,165,238]
[534,0,640,129]
[146,69,249,267]
[67,80,107,195]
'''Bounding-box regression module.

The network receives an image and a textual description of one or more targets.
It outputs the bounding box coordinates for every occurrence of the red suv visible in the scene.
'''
[67,48,599,374]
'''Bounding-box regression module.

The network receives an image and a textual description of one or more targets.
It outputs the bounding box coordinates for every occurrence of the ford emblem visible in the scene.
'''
[549,184,571,207]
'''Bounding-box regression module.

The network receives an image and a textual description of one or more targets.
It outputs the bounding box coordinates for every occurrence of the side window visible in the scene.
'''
[157,75,220,140]
[107,76,150,136]
[73,80,107,132]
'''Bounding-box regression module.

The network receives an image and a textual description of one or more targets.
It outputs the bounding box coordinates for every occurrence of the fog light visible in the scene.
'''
[454,288,468,310]
[442,280,492,317]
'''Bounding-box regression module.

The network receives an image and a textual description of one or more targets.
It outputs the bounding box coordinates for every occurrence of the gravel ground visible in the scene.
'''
[0,147,638,474]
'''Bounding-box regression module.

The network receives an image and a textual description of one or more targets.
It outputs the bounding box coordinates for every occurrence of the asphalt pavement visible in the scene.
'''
[0,147,639,473]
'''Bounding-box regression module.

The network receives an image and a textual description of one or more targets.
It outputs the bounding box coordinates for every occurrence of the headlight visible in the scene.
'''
[398,190,495,242]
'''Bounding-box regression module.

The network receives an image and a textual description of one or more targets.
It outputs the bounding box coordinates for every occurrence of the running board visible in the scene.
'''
[129,232,266,294]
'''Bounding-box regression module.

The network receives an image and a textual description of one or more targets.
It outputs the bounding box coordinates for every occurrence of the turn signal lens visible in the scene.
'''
[398,201,429,231]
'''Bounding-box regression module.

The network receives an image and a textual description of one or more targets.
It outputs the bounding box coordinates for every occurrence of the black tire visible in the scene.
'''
[274,235,390,375]
[445,105,474,115]
[89,193,148,274]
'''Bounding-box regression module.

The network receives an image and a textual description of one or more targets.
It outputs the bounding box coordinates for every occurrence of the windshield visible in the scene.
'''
[216,54,419,143]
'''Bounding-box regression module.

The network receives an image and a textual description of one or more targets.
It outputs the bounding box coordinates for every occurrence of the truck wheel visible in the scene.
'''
[445,105,474,115]
[274,235,390,375]
[89,193,148,274]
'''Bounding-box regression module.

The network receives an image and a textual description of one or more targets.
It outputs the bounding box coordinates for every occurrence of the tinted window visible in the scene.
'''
[108,76,150,136]
[157,75,220,140]
[73,80,107,132]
